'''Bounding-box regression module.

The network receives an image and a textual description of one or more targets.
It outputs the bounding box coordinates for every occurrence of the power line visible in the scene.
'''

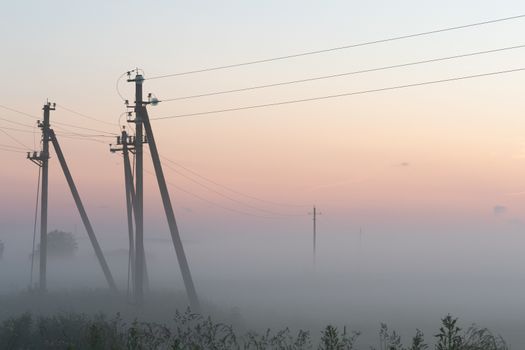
[146,14,525,80]
[56,133,109,145]
[0,116,36,128]
[0,143,27,151]
[0,146,25,154]
[0,128,31,149]
[0,114,114,144]
[116,71,129,102]
[156,153,305,216]
[56,131,115,138]
[0,104,39,119]
[51,123,114,138]
[144,169,283,219]
[55,104,117,126]
[152,67,525,120]
[160,44,525,102]
[0,126,35,134]
[0,103,117,135]
[52,120,117,135]
[160,155,309,207]
[30,166,41,287]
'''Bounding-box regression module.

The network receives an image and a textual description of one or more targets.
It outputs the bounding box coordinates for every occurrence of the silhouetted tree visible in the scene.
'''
[36,230,78,258]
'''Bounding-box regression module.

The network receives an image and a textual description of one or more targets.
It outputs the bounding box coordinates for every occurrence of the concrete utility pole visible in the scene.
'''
[122,129,136,292]
[111,129,137,292]
[28,102,117,292]
[127,73,145,304]
[110,128,150,297]
[27,102,54,292]
[39,103,52,291]
[125,70,200,310]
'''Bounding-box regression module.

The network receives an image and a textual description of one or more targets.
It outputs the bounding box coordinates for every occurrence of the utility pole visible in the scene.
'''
[127,72,145,304]
[27,102,54,292]
[125,70,200,310]
[308,205,321,266]
[111,129,137,293]
[28,102,117,292]
[110,128,150,297]
[122,129,136,294]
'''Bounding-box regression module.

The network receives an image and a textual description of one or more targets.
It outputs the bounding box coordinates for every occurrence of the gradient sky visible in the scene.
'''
[2,0,525,242]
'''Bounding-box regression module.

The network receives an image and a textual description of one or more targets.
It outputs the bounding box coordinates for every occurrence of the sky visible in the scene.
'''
[2,1,525,344]
[2,1,525,231]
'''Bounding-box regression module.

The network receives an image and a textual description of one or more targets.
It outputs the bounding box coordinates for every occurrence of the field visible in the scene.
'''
[0,290,510,350]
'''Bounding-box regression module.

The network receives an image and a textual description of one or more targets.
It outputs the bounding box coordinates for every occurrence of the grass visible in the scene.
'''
[0,310,508,350]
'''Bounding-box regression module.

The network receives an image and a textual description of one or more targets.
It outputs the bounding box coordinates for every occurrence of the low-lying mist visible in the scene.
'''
[1,221,524,348]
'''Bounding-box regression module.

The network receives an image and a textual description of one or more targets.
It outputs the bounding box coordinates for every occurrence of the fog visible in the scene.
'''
[2,216,525,348]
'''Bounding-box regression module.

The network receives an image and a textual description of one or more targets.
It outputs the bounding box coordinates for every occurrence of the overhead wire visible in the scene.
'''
[159,44,525,102]
[0,103,117,135]
[0,143,27,151]
[144,169,288,219]
[0,116,36,128]
[154,151,305,216]
[160,155,309,207]
[55,104,117,127]
[52,120,117,135]
[0,126,35,134]
[55,133,109,145]
[116,71,128,101]
[0,128,31,149]
[0,146,25,154]
[0,104,39,119]
[146,14,525,80]
[55,131,114,138]
[151,67,525,120]
[30,165,41,287]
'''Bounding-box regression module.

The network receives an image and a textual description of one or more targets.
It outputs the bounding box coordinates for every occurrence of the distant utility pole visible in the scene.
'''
[124,70,199,310]
[308,205,321,266]
[27,102,117,292]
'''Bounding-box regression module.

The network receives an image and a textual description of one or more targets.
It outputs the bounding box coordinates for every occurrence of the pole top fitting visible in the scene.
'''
[43,102,56,110]
[126,69,145,83]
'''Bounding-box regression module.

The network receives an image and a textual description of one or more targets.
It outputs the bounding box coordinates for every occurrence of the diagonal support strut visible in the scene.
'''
[50,129,117,291]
